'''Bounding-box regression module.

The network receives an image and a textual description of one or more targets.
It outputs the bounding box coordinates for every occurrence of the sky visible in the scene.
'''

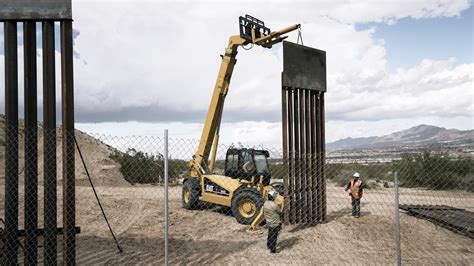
[0,0,473,148]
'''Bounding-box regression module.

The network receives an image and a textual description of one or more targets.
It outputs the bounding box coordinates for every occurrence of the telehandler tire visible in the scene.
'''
[182,179,200,210]
[231,188,264,225]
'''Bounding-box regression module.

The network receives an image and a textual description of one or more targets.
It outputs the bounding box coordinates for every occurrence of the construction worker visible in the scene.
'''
[263,190,282,253]
[345,172,364,218]
[242,159,255,180]
[243,159,255,173]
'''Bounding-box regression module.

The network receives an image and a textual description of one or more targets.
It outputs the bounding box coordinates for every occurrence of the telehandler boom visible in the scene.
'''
[183,15,299,229]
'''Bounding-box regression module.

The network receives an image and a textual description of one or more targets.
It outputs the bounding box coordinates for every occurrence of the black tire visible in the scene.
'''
[231,188,264,225]
[270,182,284,195]
[182,178,200,210]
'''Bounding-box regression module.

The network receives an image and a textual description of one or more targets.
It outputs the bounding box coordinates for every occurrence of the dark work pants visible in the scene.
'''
[267,225,281,252]
[352,197,361,216]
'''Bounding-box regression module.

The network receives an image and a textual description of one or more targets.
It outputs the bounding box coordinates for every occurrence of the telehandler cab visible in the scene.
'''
[183,15,299,229]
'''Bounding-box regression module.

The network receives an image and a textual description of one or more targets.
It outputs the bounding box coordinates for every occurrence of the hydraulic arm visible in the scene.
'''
[189,15,300,178]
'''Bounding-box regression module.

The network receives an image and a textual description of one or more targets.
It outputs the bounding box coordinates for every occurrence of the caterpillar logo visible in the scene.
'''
[204,179,230,196]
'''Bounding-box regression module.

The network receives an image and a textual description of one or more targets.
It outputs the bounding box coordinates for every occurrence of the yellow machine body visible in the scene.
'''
[199,174,282,207]
[183,15,299,229]
[200,175,240,207]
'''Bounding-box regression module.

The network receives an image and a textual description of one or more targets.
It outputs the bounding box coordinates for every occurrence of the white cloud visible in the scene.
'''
[327,59,473,121]
[1,0,472,145]
[66,1,473,120]
[326,0,470,23]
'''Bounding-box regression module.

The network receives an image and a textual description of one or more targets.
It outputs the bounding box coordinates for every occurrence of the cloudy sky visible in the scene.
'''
[1,0,473,148]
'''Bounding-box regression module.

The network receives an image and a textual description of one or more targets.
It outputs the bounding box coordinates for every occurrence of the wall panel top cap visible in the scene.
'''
[282,41,326,92]
[0,0,71,20]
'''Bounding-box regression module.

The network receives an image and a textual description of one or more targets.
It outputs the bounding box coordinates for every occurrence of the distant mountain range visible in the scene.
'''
[327,125,474,151]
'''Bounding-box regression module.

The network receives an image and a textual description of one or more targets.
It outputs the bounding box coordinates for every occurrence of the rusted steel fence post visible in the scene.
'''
[310,90,317,224]
[287,88,295,224]
[61,19,76,264]
[42,20,58,264]
[24,20,39,265]
[320,92,327,221]
[281,87,290,224]
[4,20,19,265]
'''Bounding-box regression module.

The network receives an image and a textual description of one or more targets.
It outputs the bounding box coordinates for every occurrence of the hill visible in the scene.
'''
[327,124,474,151]
[0,114,129,186]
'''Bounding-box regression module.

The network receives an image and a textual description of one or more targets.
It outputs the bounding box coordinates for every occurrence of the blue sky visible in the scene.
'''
[356,6,473,72]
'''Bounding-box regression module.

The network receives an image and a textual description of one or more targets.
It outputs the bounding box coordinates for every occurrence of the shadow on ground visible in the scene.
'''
[14,234,254,265]
[279,236,299,251]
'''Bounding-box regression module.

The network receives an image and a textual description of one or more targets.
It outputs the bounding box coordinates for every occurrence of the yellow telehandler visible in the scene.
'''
[183,15,299,230]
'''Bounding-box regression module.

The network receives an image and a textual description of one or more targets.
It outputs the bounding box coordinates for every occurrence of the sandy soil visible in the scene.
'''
[2,183,472,265]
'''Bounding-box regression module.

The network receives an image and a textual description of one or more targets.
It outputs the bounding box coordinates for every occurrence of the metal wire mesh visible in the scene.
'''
[1,128,473,264]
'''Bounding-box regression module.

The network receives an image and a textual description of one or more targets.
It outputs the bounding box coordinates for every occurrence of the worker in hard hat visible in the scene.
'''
[242,159,256,181]
[345,172,364,218]
[243,159,255,174]
[263,190,282,253]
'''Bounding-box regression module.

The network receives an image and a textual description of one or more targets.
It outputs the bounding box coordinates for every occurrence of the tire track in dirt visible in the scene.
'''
[115,199,146,236]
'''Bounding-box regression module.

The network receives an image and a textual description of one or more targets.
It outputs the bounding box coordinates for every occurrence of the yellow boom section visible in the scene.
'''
[189,23,300,178]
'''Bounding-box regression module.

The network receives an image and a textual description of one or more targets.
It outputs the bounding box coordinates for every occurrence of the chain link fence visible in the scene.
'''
[1,128,473,264]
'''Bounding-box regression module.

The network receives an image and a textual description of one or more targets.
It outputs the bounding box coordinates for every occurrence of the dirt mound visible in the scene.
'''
[0,114,129,187]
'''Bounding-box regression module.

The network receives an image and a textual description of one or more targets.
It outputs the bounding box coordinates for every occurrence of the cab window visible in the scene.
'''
[254,154,269,173]
[226,154,239,172]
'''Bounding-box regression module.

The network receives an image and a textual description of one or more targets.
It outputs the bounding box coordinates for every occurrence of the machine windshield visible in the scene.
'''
[254,154,269,173]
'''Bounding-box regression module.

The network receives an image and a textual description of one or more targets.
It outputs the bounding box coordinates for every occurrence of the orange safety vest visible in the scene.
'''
[350,180,363,199]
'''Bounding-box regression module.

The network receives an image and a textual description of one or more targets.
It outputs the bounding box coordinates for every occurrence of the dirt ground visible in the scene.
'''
[2,117,472,264]
[2,182,472,265]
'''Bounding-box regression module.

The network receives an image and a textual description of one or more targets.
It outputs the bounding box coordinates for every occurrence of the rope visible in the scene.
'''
[297,26,304,46]
[74,136,123,253]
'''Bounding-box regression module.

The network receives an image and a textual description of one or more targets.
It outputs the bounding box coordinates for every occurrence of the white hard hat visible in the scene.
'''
[353,172,360,178]
[269,190,278,198]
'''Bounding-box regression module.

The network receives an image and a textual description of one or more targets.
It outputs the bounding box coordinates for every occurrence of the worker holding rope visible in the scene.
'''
[263,190,282,253]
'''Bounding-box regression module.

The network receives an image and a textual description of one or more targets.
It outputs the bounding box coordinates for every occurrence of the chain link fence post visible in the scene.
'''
[164,129,169,266]
[394,171,401,266]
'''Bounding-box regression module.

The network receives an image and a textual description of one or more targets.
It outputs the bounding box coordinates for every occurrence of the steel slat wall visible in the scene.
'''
[281,41,327,225]
[2,1,76,263]
[282,87,326,224]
